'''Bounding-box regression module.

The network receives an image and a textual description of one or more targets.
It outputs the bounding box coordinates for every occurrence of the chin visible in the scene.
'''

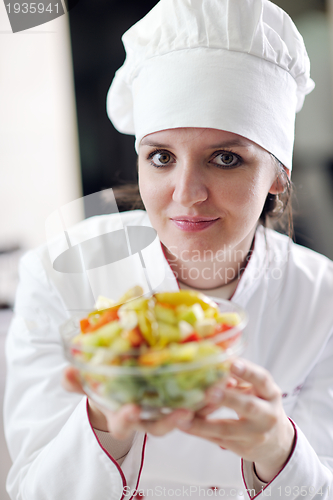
[165,237,225,262]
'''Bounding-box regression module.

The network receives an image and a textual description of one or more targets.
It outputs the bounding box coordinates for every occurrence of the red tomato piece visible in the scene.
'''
[180,332,200,343]
[214,323,233,335]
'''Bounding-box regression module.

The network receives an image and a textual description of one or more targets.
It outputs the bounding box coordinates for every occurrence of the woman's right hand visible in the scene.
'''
[62,366,194,440]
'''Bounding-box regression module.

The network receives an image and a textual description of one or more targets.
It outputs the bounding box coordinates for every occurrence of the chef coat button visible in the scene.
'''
[209,486,219,491]
[134,493,144,499]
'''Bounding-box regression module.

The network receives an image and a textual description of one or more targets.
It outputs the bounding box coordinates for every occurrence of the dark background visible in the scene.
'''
[68,0,157,198]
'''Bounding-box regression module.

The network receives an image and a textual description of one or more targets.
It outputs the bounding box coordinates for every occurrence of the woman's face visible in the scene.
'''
[138,128,282,261]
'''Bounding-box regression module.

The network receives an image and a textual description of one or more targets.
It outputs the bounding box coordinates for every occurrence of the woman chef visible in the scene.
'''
[4,0,333,499]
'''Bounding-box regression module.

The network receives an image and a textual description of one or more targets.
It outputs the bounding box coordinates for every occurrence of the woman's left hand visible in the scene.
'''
[177,359,295,483]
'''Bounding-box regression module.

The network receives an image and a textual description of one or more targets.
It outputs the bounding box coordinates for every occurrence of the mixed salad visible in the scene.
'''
[68,286,243,413]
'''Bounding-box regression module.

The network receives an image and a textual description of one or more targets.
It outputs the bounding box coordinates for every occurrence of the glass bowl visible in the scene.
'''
[61,298,248,420]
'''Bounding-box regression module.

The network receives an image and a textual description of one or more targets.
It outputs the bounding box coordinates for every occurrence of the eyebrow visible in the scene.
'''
[208,140,250,149]
[140,138,250,148]
[140,140,172,148]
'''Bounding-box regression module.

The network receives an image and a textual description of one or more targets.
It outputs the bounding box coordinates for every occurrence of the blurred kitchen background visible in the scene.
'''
[1,0,333,498]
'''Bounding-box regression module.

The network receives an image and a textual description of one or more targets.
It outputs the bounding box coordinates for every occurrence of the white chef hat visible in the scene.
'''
[106,0,314,170]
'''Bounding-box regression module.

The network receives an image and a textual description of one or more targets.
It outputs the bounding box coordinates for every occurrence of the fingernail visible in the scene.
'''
[208,387,224,403]
[232,360,245,375]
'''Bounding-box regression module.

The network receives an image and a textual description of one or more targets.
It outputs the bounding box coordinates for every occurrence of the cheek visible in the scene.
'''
[138,164,168,215]
[220,177,256,207]
[221,173,271,218]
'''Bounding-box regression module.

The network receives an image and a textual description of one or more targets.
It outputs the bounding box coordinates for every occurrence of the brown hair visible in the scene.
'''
[259,155,294,238]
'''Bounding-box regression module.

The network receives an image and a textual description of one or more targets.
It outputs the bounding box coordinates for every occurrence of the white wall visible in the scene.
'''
[0,10,83,498]
[0,4,83,251]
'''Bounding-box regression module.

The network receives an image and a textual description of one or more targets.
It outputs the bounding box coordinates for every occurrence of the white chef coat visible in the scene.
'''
[4,210,333,500]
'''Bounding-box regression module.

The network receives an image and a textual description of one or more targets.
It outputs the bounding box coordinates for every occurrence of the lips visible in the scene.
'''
[170,216,219,232]
[171,216,219,222]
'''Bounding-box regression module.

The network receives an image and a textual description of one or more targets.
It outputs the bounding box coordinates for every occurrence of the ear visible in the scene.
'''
[268,167,290,195]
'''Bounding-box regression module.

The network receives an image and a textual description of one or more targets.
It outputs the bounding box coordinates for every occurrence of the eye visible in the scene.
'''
[211,152,241,168]
[148,150,174,168]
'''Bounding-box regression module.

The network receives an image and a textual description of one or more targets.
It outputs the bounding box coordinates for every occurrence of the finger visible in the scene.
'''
[209,387,273,423]
[138,410,194,437]
[230,359,280,401]
[230,375,254,393]
[195,403,222,418]
[178,416,244,441]
[204,376,229,406]
[199,378,234,416]
[62,366,85,395]
[108,404,142,439]
[226,377,238,389]
[203,376,252,413]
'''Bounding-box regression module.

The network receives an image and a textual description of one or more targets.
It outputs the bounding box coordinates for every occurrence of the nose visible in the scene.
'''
[172,160,208,207]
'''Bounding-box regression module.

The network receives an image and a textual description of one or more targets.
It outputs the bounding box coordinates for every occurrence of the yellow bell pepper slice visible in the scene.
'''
[154,290,218,311]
